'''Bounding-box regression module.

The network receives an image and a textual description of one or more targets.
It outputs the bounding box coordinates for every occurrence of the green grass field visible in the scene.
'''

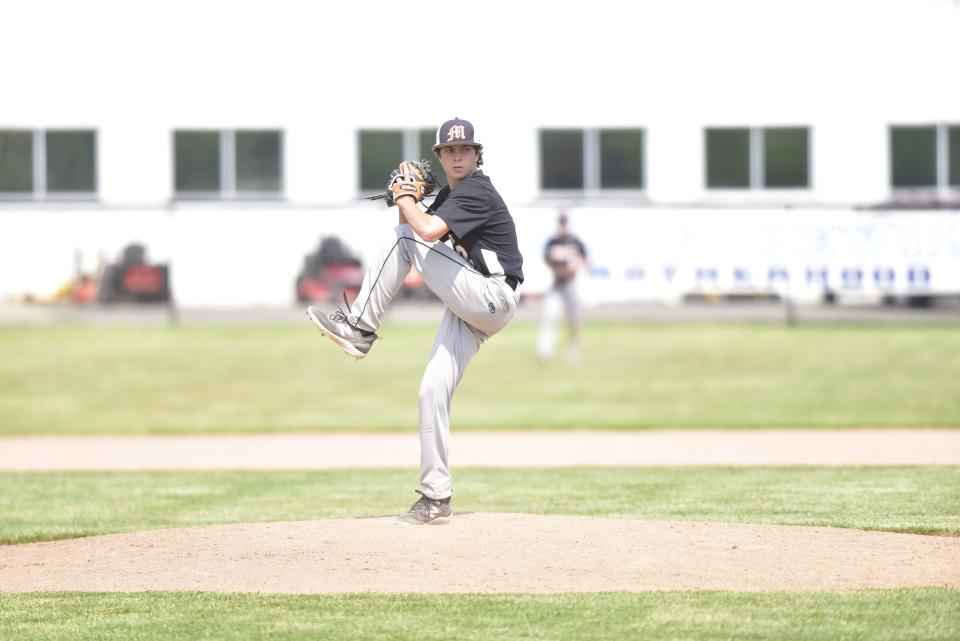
[1,323,958,434]
[1,466,958,544]
[2,590,958,641]
[3,322,958,640]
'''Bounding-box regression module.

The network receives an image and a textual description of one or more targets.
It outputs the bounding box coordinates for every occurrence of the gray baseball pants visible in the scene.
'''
[350,224,520,499]
[537,279,580,359]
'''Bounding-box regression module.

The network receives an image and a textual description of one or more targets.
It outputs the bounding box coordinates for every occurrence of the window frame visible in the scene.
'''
[705,126,811,191]
[538,127,646,198]
[173,129,284,201]
[0,128,98,201]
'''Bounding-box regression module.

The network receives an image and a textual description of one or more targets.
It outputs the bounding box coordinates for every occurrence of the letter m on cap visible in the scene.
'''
[447,125,466,142]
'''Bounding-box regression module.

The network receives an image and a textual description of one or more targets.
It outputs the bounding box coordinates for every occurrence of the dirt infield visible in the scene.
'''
[2,429,959,470]
[2,514,959,593]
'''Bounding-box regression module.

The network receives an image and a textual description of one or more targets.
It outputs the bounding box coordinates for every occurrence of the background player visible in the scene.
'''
[537,212,587,362]
[307,117,524,525]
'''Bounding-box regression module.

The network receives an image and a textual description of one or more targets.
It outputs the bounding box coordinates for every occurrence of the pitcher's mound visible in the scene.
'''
[2,513,958,593]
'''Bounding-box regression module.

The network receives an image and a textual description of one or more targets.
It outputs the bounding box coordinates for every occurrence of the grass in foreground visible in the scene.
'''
[1,466,957,544]
[0,323,958,434]
[1,590,958,641]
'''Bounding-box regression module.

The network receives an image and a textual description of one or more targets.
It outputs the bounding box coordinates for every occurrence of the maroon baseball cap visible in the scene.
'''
[433,117,482,152]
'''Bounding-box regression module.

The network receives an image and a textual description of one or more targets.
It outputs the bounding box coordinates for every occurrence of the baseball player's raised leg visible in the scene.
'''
[339,226,421,334]
[418,308,485,499]
[352,224,515,337]
[307,225,438,358]
[309,224,514,359]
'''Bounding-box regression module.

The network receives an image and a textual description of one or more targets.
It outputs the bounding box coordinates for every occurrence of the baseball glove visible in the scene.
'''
[384,159,438,207]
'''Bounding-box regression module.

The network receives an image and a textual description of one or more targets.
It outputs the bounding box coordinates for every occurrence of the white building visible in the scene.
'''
[1,0,958,306]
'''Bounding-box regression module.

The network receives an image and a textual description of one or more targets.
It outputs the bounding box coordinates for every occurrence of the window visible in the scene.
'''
[706,128,750,188]
[541,130,584,190]
[0,130,33,194]
[891,126,936,187]
[706,126,810,189]
[600,129,644,189]
[358,128,447,194]
[539,128,644,191]
[175,131,220,193]
[46,130,97,193]
[359,130,402,192]
[764,128,809,188]
[890,124,959,190]
[0,129,97,199]
[236,131,281,192]
[174,129,283,199]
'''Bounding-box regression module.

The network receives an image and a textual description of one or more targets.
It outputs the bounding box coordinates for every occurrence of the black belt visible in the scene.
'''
[505,276,519,291]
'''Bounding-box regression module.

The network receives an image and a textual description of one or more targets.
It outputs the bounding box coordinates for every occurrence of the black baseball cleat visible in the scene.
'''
[306,306,378,360]
[396,490,452,526]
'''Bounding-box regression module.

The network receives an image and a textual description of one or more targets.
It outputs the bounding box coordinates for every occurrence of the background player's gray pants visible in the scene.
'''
[537,280,580,359]
[350,225,520,499]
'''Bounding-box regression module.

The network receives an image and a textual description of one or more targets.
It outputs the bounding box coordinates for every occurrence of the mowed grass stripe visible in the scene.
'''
[1,590,958,641]
[1,466,958,544]
[0,323,958,434]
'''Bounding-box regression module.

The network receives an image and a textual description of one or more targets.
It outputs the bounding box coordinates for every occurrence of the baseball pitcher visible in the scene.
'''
[308,117,524,525]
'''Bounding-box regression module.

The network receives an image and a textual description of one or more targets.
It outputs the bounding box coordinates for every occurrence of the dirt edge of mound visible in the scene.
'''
[2,513,958,594]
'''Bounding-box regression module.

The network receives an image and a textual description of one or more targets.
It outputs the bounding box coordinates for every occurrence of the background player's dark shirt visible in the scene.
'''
[429,171,524,283]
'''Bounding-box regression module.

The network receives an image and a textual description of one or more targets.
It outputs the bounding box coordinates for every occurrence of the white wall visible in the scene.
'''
[2,0,959,304]
[3,0,958,206]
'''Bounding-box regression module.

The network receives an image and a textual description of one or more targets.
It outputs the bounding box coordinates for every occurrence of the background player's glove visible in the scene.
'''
[385,160,438,207]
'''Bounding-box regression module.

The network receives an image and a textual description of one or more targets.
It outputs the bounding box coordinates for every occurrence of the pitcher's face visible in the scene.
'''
[438,145,480,186]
